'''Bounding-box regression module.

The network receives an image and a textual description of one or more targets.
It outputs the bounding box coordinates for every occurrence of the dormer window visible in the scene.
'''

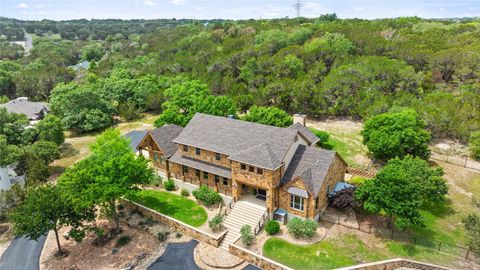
[183,145,189,152]
[195,148,201,155]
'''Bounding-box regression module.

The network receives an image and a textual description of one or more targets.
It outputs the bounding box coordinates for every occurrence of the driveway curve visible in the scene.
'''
[148,239,200,270]
[0,235,47,270]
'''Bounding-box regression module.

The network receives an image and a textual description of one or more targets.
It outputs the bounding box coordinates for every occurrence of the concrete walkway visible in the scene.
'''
[0,235,47,270]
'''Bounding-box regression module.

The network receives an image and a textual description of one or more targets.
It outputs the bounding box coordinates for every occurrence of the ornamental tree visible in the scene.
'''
[361,109,431,160]
[8,184,95,255]
[58,129,154,232]
[355,156,448,229]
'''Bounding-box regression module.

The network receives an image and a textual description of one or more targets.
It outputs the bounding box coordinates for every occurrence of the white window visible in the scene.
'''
[290,195,304,211]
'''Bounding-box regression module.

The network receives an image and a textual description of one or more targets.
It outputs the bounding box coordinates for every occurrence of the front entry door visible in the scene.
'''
[256,188,267,201]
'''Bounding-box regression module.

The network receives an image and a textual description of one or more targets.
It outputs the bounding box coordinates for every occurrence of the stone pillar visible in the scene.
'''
[232,180,240,202]
[293,114,306,126]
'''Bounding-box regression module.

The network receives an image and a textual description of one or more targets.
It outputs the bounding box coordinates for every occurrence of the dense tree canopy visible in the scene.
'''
[0,16,479,141]
[361,109,431,160]
[35,115,65,145]
[356,156,448,229]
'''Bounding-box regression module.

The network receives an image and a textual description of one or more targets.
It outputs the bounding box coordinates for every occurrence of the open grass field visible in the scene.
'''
[126,189,208,227]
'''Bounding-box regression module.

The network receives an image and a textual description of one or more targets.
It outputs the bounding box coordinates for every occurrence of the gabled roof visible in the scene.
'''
[150,124,183,158]
[173,113,299,170]
[124,130,147,152]
[0,98,48,120]
[279,144,338,196]
[229,143,283,170]
[288,122,319,145]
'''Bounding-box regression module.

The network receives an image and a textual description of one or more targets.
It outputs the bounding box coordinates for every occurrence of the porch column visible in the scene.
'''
[232,180,240,202]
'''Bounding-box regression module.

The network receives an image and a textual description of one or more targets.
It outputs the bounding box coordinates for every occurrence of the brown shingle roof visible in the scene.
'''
[279,145,337,196]
[172,113,299,170]
[288,122,319,145]
[149,124,183,158]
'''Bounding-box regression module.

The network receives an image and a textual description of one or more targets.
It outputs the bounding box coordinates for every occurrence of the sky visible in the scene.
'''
[0,0,479,21]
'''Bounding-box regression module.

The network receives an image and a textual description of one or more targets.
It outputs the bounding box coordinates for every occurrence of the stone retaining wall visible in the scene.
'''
[122,199,227,247]
[335,258,454,270]
[229,237,293,270]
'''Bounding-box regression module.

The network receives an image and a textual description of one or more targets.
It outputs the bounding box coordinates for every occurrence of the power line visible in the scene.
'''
[293,0,302,18]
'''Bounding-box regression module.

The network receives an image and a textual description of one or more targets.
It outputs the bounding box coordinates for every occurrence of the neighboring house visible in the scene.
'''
[137,113,348,221]
[0,166,25,192]
[0,97,48,125]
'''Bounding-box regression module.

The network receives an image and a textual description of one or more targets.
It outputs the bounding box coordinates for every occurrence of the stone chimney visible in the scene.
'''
[293,113,306,126]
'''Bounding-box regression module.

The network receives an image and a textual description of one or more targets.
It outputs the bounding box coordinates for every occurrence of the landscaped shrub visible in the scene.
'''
[265,220,280,235]
[287,218,318,238]
[330,187,360,210]
[192,185,222,206]
[164,178,176,191]
[181,188,189,197]
[115,235,132,247]
[208,214,224,232]
[149,174,163,187]
[157,231,169,242]
[302,219,318,238]
[287,218,303,238]
[240,225,254,246]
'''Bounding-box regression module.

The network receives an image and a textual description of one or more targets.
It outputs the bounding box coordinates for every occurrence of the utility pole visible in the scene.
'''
[293,0,302,18]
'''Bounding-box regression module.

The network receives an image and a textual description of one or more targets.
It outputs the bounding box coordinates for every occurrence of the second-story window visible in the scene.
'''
[249,166,255,173]
[183,145,188,152]
[241,164,246,170]
[195,148,201,155]
[215,153,221,161]
[257,168,263,174]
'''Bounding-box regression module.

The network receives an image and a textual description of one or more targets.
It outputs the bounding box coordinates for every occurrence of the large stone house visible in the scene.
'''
[137,113,347,220]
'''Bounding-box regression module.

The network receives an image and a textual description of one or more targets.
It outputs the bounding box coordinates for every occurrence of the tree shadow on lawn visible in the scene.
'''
[59,143,80,158]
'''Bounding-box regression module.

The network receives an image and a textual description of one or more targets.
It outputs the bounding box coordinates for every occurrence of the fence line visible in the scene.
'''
[430,152,480,171]
[320,212,478,262]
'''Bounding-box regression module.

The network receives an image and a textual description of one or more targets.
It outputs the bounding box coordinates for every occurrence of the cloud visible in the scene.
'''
[143,0,156,6]
[16,3,29,9]
[170,0,185,5]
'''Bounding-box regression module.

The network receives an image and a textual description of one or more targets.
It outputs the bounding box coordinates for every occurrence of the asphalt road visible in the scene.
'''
[148,239,200,270]
[0,235,47,270]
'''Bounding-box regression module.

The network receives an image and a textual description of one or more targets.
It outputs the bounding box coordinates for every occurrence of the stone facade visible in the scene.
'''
[178,144,231,168]
[231,161,283,212]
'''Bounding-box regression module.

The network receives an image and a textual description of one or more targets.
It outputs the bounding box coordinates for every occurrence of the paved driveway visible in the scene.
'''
[0,235,47,270]
[148,240,200,270]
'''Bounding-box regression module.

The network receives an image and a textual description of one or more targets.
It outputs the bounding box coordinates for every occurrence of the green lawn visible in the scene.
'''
[263,235,388,270]
[126,189,208,227]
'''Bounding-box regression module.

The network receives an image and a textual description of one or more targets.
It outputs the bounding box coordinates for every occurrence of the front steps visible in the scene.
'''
[219,200,267,251]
